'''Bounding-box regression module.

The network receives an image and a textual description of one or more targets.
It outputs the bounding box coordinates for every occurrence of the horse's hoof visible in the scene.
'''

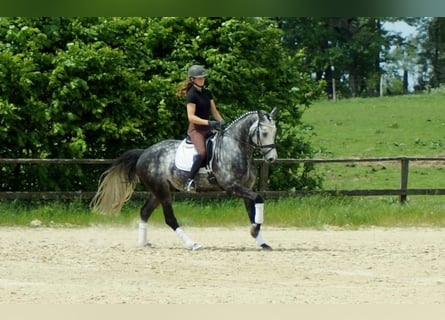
[139,242,154,248]
[190,243,202,251]
[261,243,273,250]
[250,224,260,238]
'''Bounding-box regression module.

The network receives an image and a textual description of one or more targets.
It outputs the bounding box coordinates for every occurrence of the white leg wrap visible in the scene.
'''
[138,221,148,246]
[255,230,265,246]
[175,227,201,250]
[254,203,264,224]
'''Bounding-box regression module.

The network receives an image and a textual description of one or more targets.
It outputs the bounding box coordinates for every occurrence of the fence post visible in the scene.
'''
[259,162,270,192]
[400,157,409,203]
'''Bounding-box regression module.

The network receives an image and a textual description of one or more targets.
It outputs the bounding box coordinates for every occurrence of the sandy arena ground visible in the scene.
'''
[0,225,444,304]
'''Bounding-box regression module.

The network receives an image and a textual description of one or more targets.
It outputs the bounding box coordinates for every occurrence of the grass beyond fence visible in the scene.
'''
[303,93,445,192]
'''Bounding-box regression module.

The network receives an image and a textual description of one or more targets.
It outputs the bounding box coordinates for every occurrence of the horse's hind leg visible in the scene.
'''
[140,196,160,222]
[138,195,200,250]
[138,196,160,246]
[152,186,201,250]
[160,200,201,250]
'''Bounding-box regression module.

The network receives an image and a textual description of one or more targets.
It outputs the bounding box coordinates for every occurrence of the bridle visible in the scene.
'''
[214,111,277,159]
[250,120,276,158]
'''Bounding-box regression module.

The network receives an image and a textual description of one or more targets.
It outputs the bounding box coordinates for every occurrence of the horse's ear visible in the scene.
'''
[270,107,278,118]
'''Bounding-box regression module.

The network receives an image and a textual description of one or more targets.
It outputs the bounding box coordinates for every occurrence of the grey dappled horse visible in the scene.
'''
[91,108,278,250]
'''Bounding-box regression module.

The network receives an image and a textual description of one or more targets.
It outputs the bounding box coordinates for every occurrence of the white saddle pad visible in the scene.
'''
[175,139,198,172]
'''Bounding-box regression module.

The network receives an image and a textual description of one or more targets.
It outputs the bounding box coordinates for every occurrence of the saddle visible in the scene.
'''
[174,132,217,179]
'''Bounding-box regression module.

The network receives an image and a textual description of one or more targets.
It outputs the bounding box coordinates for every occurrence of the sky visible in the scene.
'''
[383,20,418,38]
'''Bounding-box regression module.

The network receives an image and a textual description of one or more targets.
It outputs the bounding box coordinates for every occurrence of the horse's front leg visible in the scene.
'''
[227,185,272,250]
[244,197,272,250]
[243,197,263,237]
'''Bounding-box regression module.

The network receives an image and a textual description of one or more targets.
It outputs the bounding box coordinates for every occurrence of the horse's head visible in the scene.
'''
[249,107,278,163]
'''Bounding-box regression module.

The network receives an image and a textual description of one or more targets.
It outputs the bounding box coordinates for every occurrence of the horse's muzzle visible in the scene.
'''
[265,156,277,163]
[263,148,277,163]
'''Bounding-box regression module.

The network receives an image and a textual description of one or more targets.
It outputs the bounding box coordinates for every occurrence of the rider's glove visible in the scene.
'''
[208,120,226,131]
[208,120,218,128]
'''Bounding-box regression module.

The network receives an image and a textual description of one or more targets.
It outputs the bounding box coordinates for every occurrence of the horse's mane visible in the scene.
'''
[225,110,259,130]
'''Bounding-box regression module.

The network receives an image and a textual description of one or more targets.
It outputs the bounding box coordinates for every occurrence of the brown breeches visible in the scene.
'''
[188,123,210,162]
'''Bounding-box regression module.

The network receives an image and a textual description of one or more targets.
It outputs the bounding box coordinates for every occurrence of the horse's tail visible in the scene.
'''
[90,149,144,215]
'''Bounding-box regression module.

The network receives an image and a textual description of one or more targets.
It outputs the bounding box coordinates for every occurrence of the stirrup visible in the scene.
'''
[184,178,196,192]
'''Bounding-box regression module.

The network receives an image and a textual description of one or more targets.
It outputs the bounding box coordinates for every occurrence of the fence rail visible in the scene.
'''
[1,157,445,202]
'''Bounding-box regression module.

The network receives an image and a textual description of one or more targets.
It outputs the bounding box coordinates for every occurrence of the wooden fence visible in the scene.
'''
[1,157,445,202]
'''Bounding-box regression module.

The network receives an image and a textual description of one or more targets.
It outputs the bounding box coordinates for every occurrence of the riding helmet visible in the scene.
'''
[188,65,208,78]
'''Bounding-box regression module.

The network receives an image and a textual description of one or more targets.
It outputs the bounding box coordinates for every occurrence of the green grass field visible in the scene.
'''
[304,93,445,158]
[302,92,445,191]
[1,92,445,228]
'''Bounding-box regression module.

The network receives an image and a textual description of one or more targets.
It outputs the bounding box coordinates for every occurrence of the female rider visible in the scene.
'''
[177,65,225,191]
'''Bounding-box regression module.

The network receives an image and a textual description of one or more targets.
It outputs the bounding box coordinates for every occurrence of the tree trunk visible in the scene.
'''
[349,69,358,97]
[403,69,409,93]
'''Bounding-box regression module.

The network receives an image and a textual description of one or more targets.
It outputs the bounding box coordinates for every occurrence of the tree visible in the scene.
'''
[422,17,445,88]
[381,17,432,94]
[384,34,419,94]
[278,17,390,98]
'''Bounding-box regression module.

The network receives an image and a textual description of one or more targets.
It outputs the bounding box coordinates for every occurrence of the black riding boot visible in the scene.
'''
[184,155,202,192]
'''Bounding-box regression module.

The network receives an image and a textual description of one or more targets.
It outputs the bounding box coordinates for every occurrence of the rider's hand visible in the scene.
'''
[208,120,218,128]
[208,120,226,131]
